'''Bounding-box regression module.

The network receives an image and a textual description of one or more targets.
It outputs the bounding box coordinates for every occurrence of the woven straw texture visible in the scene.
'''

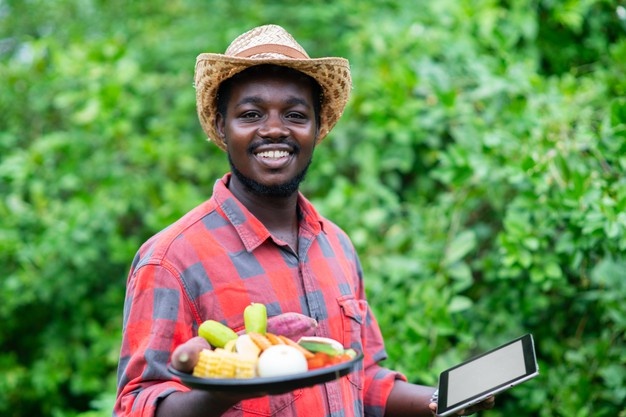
[194,25,351,150]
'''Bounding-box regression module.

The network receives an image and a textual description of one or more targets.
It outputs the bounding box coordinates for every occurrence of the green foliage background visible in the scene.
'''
[1,0,625,416]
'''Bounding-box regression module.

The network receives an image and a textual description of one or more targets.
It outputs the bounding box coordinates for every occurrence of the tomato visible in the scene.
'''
[307,352,352,369]
[307,352,330,369]
[330,353,351,364]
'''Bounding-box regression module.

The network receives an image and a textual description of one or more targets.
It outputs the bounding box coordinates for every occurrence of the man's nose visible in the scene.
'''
[258,113,289,139]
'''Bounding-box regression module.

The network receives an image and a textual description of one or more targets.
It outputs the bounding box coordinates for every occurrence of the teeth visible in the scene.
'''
[256,150,290,159]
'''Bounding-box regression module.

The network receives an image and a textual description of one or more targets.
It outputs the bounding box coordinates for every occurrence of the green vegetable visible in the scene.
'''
[244,303,267,335]
[198,320,238,348]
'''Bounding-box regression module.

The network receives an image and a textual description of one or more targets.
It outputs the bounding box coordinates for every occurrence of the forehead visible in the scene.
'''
[217,65,320,109]
[228,69,315,100]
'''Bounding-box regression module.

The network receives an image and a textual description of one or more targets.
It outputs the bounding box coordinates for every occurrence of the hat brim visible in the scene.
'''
[194,53,351,151]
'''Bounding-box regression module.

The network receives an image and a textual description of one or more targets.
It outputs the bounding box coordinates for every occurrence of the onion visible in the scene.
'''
[257,345,308,377]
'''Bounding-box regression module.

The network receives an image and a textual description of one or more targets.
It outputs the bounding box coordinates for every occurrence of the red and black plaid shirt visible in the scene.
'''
[114,173,405,417]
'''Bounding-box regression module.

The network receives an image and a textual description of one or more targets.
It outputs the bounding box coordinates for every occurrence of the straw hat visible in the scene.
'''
[194,24,352,150]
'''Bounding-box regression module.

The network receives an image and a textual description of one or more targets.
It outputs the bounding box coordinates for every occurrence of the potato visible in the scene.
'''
[170,336,211,373]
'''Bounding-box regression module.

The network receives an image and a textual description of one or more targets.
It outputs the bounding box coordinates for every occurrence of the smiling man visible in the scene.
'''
[113,25,495,417]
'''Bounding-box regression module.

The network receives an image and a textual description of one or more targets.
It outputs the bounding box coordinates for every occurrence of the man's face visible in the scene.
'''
[216,70,319,198]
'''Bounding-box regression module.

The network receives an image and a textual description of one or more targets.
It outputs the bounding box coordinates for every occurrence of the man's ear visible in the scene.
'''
[215,113,226,143]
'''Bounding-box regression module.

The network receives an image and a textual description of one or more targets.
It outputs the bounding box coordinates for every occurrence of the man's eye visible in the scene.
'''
[286,112,306,120]
[241,111,261,119]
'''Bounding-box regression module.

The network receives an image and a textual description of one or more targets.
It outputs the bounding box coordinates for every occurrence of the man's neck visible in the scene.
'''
[227,175,300,249]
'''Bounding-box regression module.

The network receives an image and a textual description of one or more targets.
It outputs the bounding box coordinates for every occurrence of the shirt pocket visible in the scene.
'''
[337,295,366,390]
[233,391,303,416]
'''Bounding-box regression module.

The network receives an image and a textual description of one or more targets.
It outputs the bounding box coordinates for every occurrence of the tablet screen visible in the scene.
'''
[436,334,538,417]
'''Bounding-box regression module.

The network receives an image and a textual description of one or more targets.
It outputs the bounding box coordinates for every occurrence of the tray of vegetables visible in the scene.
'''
[168,303,363,394]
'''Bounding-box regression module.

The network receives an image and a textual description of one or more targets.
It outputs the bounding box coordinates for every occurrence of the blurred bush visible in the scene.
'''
[1,0,624,416]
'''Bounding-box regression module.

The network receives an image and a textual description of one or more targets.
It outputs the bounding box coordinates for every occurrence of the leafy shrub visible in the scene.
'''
[1,0,624,416]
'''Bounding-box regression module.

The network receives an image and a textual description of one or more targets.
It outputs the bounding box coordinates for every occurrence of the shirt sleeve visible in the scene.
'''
[361,303,407,417]
[114,261,196,417]
[353,255,408,417]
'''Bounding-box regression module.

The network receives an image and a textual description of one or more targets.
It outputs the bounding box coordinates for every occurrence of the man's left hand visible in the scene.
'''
[429,396,495,416]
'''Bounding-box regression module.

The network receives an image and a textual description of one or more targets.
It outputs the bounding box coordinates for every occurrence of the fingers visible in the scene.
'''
[170,336,211,373]
[458,396,495,415]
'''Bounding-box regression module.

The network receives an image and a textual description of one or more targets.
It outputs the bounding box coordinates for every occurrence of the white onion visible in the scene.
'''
[257,345,308,377]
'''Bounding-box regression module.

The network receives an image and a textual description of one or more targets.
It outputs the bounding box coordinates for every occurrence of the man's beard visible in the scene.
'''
[228,154,312,198]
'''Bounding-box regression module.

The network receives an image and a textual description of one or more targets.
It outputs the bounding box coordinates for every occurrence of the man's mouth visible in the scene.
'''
[255,150,291,160]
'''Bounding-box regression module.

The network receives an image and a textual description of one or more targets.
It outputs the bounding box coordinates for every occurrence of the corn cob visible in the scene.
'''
[192,348,257,379]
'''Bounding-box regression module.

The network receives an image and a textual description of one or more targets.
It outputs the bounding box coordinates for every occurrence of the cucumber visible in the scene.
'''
[198,319,238,348]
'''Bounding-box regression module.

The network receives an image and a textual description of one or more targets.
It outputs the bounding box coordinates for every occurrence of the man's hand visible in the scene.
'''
[428,396,495,416]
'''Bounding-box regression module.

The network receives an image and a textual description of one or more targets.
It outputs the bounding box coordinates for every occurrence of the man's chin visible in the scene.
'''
[229,156,311,198]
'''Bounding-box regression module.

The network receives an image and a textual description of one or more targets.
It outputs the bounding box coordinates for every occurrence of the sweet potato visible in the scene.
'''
[170,336,211,373]
[265,312,318,339]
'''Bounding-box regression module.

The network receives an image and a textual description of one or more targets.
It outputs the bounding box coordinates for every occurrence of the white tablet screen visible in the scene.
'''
[446,339,526,405]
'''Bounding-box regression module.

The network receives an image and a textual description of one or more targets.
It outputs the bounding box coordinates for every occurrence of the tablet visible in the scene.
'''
[435,334,539,417]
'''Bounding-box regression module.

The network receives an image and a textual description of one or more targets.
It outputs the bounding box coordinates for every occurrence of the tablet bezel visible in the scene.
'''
[436,334,539,417]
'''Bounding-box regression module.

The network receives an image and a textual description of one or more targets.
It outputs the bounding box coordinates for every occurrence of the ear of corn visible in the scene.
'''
[192,348,257,379]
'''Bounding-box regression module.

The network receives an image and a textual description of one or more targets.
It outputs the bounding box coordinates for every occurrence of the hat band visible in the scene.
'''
[234,44,309,59]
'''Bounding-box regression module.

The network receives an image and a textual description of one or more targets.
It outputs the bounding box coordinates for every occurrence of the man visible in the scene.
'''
[114,24,495,417]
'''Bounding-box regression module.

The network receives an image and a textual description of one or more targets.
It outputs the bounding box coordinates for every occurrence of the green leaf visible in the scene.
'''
[444,231,477,266]
[449,296,474,313]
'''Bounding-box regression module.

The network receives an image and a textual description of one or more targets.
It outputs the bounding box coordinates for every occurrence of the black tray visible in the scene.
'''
[168,352,363,394]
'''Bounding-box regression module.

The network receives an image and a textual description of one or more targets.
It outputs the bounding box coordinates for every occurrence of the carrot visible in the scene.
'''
[265,332,285,345]
[278,335,315,359]
[248,332,273,351]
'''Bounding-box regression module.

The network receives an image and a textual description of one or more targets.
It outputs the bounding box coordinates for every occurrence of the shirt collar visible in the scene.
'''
[212,173,325,252]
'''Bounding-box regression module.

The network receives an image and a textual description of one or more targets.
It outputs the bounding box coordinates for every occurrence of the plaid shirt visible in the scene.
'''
[114,173,405,417]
